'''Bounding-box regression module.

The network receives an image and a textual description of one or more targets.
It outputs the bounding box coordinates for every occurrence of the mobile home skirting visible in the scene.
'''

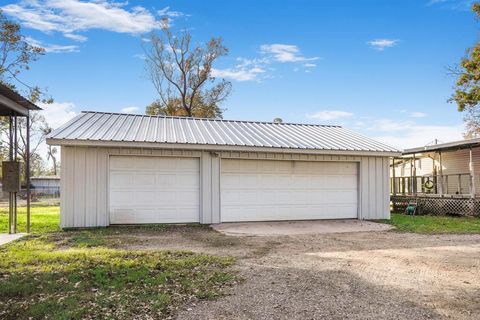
[60,146,391,228]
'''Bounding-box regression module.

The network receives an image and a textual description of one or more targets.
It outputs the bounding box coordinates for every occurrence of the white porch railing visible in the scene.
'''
[391,173,476,197]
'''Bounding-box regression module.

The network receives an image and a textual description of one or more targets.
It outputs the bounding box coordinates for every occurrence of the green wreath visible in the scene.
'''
[424,179,434,190]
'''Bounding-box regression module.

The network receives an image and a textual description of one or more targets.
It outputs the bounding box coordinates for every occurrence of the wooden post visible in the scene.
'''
[438,151,443,196]
[457,174,462,195]
[470,147,475,198]
[8,116,13,234]
[26,114,31,233]
[392,158,396,195]
[13,116,17,234]
[412,153,417,195]
[445,175,449,194]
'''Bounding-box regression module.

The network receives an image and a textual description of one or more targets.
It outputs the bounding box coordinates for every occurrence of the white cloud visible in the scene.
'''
[64,33,87,42]
[409,111,427,118]
[39,101,78,129]
[25,36,79,53]
[2,0,162,41]
[42,43,79,53]
[373,125,463,150]
[261,44,319,63]
[212,67,266,82]
[427,0,474,10]
[133,53,146,60]
[35,101,77,166]
[216,45,319,81]
[367,39,399,51]
[212,57,270,82]
[354,118,464,149]
[428,0,449,4]
[158,6,188,18]
[307,110,354,121]
[121,107,139,114]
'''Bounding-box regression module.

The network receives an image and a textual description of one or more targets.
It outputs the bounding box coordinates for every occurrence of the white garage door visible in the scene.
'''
[109,156,200,224]
[221,159,358,222]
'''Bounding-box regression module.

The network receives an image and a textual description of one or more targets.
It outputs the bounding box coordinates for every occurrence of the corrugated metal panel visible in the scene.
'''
[48,111,399,153]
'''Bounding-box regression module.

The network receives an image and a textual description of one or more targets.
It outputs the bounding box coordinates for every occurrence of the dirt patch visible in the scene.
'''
[178,266,441,320]
[105,226,480,319]
[213,219,393,236]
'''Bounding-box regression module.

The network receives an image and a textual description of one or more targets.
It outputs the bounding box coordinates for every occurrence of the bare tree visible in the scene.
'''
[0,112,48,181]
[144,24,231,118]
[42,126,58,175]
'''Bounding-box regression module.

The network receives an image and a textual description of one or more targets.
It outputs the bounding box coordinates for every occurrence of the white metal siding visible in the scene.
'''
[221,159,358,222]
[59,147,390,228]
[109,156,200,224]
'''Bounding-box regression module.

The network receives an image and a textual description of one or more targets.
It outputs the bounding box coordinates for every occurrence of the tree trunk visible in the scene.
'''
[52,154,57,176]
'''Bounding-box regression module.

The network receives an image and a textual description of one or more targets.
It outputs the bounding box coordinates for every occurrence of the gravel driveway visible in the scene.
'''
[123,225,480,319]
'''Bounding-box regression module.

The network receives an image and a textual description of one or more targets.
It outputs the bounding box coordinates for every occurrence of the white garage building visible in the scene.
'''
[47,111,400,228]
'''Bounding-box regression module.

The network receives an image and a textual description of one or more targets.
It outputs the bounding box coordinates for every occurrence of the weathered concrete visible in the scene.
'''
[0,233,26,246]
[212,219,393,236]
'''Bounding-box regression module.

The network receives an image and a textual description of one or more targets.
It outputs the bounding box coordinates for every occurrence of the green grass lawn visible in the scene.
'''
[382,213,480,234]
[0,204,60,234]
[0,205,237,319]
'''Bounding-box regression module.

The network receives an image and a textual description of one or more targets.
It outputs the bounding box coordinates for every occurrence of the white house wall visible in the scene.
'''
[392,147,480,195]
[60,146,390,228]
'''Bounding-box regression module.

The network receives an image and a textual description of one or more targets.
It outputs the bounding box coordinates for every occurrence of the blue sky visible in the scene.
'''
[1,0,478,149]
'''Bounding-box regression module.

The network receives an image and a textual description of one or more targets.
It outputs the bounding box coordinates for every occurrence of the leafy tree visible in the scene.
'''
[0,9,50,102]
[450,3,480,137]
[29,152,47,178]
[146,95,223,118]
[0,9,55,179]
[143,21,231,118]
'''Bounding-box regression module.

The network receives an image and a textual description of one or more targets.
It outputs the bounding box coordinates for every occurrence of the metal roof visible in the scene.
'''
[47,111,400,154]
[0,83,41,114]
[402,137,480,155]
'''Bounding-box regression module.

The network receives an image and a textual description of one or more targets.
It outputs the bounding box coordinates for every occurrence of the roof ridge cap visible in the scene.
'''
[80,111,341,128]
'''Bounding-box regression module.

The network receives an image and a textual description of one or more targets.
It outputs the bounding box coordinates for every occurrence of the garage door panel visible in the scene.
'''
[110,172,134,186]
[109,156,134,169]
[324,175,357,188]
[177,159,199,170]
[110,209,134,224]
[137,157,156,169]
[134,174,155,187]
[221,159,358,222]
[239,174,259,186]
[110,191,134,204]
[177,174,200,186]
[292,175,311,185]
[135,190,162,203]
[109,156,199,224]
[178,190,200,203]
[221,204,358,222]
[222,190,258,203]
[155,174,177,186]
